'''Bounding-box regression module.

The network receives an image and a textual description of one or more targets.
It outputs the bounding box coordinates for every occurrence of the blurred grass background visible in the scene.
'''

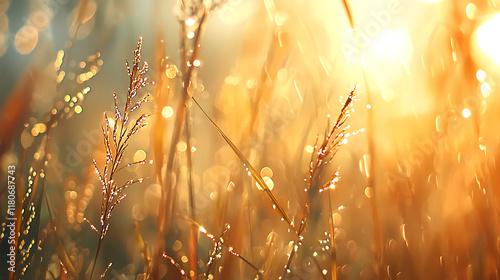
[1,0,500,279]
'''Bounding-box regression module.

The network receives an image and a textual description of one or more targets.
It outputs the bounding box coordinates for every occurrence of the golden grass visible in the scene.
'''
[87,37,151,279]
[2,0,500,280]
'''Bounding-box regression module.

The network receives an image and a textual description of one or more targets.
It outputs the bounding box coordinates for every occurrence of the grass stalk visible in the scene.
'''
[340,1,384,278]
[190,96,296,233]
[181,16,199,279]
[88,37,150,279]
[152,8,208,280]
[185,107,198,278]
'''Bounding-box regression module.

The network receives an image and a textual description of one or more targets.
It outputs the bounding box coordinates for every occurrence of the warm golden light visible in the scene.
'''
[462,108,472,118]
[365,29,413,83]
[465,3,477,20]
[176,142,187,152]
[185,18,196,26]
[165,65,178,78]
[161,106,174,119]
[133,150,146,162]
[476,69,486,82]
[476,15,500,64]
[74,105,83,114]
[260,167,274,178]
[14,25,38,54]
[256,176,274,191]
[4,1,500,279]
[305,145,314,153]
[371,29,413,63]
[481,82,491,98]
[107,117,115,128]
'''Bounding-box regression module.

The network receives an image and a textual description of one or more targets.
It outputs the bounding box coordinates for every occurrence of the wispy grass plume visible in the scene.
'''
[87,37,151,279]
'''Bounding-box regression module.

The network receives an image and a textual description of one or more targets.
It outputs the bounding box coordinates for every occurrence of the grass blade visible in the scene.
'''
[190,96,296,233]
[341,0,354,30]
[339,1,383,278]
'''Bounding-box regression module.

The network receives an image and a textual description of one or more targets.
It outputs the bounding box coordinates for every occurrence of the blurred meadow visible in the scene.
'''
[1,0,500,279]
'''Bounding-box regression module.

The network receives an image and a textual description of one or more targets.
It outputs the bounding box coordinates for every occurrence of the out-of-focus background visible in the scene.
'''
[1,0,500,279]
